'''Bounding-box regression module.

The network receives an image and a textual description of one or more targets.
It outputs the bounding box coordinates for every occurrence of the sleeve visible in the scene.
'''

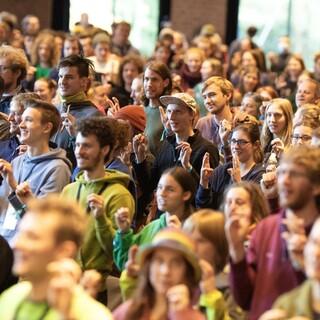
[113,229,135,271]
[119,269,138,300]
[199,290,230,320]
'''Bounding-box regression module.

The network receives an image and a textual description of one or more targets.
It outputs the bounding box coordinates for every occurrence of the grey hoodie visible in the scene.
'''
[0,148,72,243]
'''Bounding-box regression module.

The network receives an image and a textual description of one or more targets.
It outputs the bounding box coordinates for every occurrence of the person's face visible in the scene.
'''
[143,68,169,100]
[122,62,139,87]
[154,46,170,65]
[149,248,187,295]
[8,101,24,134]
[113,24,130,45]
[304,220,320,282]
[266,103,286,135]
[243,72,259,93]
[34,80,54,102]
[58,66,86,97]
[12,212,61,280]
[198,42,211,59]
[0,57,20,91]
[277,162,316,210]
[202,83,229,115]
[75,133,109,171]
[24,17,40,36]
[230,129,255,163]
[242,52,257,68]
[19,107,49,146]
[80,37,94,57]
[225,187,252,228]
[94,42,110,62]
[291,125,313,146]
[190,228,216,267]
[200,60,214,81]
[38,43,51,64]
[130,78,143,104]
[295,81,318,108]
[240,96,259,118]
[92,85,109,108]
[166,103,194,133]
[287,58,303,78]
[63,40,80,57]
[156,173,190,215]
[186,52,202,73]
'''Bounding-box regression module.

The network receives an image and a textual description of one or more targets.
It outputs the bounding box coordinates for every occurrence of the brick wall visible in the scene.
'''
[170,0,227,42]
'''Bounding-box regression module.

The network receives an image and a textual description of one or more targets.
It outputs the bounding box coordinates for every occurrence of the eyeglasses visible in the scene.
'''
[291,135,312,142]
[230,138,251,146]
[0,65,12,73]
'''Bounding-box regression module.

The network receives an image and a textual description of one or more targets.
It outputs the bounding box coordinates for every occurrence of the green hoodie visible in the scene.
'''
[113,213,167,271]
[61,169,135,279]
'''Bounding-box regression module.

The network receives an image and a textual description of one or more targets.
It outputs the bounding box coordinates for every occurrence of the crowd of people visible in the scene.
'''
[0,9,320,320]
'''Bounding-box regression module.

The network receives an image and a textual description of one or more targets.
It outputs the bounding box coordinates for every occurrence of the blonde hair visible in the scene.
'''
[293,103,320,128]
[261,98,293,151]
[202,76,234,98]
[184,47,205,64]
[31,33,60,67]
[183,209,228,274]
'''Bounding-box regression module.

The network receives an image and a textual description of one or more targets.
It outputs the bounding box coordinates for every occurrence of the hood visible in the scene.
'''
[75,169,131,188]
[22,148,72,170]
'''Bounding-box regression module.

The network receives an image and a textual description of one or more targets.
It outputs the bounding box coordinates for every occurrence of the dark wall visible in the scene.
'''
[0,0,53,30]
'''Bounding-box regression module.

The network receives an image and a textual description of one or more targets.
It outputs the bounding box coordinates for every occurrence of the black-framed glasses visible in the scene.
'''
[291,134,312,142]
[230,138,251,146]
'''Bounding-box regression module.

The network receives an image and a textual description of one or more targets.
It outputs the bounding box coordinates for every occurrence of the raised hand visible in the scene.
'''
[200,152,213,188]
[167,214,182,229]
[15,181,33,204]
[225,215,248,263]
[218,119,232,145]
[80,270,103,298]
[47,259,81,319]
[87,193,105,218]
[176,141,192,170]
[167,284,190,312]
[228,153,241,183]
[125,244,140,278]
[159,106,172,134]
[115,207,131,233]
[199,259,216,294]
[282,215,307,270]
[132,133,147,163]
[106,97,120,117]
[61,110,76,137]
[271,138,284,157]
[0,159,17,190]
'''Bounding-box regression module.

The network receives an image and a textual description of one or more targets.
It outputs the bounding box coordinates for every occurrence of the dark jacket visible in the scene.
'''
[196,162,265,210]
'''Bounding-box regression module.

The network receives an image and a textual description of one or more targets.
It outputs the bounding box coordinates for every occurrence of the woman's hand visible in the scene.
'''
[200,152,213,189]
[115,207,131,233]
[167,284,190,312]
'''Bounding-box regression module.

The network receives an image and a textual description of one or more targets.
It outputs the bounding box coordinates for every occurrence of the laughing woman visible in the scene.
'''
[196,123,264,210]
[113,167,196,271]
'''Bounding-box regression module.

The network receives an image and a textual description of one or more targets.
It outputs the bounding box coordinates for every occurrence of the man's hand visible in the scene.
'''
[15,181,33,204]
[0,159,17,190]
[219,119,232,145]
[115,207,131,233]
[200,152,213,189]
[87,194,105,218]
[176,142,192,170]
[132,133,147,163]
[199,259,216,294]
[61,112,76,137]
[225,216,248,263]
[106,97,120,117]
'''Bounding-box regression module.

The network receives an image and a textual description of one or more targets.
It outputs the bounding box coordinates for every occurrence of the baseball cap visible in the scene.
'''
[160,92,198,113]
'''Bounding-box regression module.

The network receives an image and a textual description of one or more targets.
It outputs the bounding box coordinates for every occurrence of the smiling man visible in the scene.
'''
[0,98,72,243]
[226,145,320,319]
[61,116,134,304]
[133,92,219,204]
[53,54,101,167]
[0,195,113,319]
